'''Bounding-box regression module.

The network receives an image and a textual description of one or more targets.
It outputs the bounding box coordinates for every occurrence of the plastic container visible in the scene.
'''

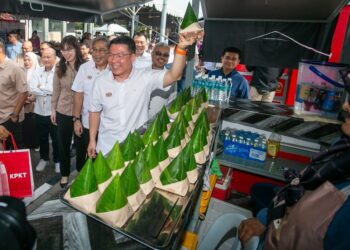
[294,60,347,118]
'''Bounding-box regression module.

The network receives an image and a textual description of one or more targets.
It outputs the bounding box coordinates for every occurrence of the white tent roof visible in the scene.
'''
[94,24,129,35]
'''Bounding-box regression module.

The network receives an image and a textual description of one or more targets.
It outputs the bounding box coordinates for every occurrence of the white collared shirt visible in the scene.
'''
[148,66,177,118]
[133,51,152,69]
[31,66,55,116]
[89,67,166,156]
[72,60,110,129]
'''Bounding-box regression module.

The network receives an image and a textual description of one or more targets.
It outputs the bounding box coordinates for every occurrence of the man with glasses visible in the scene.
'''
[87,33,201,157]
[149,42,177,118]
[72,36,109,170]
[208,47,249,99]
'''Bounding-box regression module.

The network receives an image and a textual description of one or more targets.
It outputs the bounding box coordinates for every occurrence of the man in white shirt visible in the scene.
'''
[148,42,177,118]
[133,32,152,69]
[72,37,109,171]
[88,33,201,156]
[30,48,60,173]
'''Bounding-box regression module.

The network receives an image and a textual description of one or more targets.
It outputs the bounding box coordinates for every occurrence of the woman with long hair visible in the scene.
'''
[51,35,84,187]
[23,52,39,149]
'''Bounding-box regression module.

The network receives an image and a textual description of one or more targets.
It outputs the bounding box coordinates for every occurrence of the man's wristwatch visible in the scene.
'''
[72,116,81,122]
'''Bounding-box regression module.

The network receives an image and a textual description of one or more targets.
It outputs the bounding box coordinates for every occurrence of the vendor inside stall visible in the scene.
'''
[238,81,350,249]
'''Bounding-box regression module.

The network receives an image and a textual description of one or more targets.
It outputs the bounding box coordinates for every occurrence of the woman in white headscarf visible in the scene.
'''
[22,52,40,149]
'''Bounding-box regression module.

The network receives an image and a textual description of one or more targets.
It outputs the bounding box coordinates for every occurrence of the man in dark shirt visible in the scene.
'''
[247,66,283,102]
[208,47,249,99]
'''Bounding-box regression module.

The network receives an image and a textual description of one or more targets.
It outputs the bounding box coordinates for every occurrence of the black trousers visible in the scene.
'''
[1,119,23,149]
[56,112,75,177]
[35,114,59,163]
[23,112,39,149]
[75,127,90,172]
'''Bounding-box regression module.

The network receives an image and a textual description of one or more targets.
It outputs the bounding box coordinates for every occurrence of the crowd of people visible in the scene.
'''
[0,29,200,187]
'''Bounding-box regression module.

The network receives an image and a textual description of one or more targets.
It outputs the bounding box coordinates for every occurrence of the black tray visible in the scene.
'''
[60,174,204,250]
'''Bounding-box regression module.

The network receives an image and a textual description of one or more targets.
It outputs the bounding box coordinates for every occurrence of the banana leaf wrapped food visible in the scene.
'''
[142,116,162,146]
[131,150,155,196]
[191,122,208,164]
[182,140,199,184]
[94,151,113,193]
[144,142,162,184]
[64,157,101,213]
[120,164,146,212]
[133,130,145,152]
[122,132,137,165]
[157,106,171,135]
[155,137,171,171]
[157,152,189,196]
[106,141,126,176]
[95,174,133,227]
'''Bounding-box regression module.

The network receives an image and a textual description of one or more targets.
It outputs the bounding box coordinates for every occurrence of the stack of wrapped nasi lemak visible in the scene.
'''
[106,141,126,176]
[64,158,101,214]
[157,138,199,196]
[168,88,192,119]
[191,109,211,164]
[165,111,189,159]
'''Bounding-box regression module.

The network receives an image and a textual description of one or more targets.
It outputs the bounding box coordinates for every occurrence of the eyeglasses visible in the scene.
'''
[92,49,108,54]
[154,51,169,58]
[108,53,131,59]
[61,48,74,53]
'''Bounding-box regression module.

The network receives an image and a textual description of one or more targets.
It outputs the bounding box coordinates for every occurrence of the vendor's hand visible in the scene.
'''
[74,120,83,137]
[178,30,204,49]
[50,111,57,125]
[238,218,266,246]
[0,125,10,140]
[87,140,97,158]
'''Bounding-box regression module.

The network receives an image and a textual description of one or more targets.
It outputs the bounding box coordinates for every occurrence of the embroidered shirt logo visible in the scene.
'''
[87,75,92,79]
[105,92,112,97]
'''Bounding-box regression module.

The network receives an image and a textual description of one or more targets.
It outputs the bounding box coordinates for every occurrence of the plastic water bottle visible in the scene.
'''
[226,78,233,102]
[192,75,199,96]
[219,79,227,102]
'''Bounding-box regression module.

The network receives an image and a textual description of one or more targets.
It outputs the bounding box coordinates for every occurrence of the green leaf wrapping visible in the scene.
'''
[121,164,140,196]
[169,112,186,137]
[196,110,210,134]
[180,3,198,29]
[195,91,204,107]
[200,88,208,102]
[191,124,207,153]
[94,151,112,184]
[169,93,183,114]
[95,174,128,213]
[182,140,196,171]
[122,132,136,162]
[183,99,197,122]
[158,106,170,133]
[133,130,145,152]
[70,157,98,198]
[144,143,159,170]
[155,138,168,162]
[106,141,125,171]
[160,152,187,185]
[132,150,152,184]
[183,87,192,103]
[142,116,161,146]
[165,126,182,149]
